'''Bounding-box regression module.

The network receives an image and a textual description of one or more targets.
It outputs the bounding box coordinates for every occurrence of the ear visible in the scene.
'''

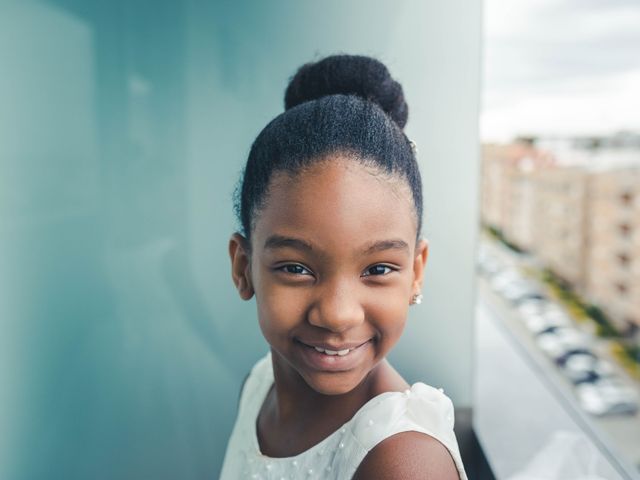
[411,238,429,296]
[229,233,255,300]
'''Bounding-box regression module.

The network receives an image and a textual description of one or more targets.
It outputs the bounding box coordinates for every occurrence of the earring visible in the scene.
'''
[409,139,418,155]
[410,293,423,305]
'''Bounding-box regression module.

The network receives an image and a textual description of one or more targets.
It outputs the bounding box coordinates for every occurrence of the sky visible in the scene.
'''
[481,0,640,142]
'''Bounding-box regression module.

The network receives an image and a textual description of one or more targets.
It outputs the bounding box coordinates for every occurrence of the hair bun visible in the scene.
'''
[284,54,408,129]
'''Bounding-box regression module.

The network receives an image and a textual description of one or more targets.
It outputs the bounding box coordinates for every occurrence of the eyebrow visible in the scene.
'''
[263,235,409,256]
[264,235,314,252]
[362,239,409,255]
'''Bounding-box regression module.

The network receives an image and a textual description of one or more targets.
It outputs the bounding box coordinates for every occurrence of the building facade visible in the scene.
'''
[481,140,640,331]
[584,168,640,332]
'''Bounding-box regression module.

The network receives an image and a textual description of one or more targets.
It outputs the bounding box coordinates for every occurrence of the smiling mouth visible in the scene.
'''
[312,346,353,356]
[296,339,371,357]
[295,339,373,372]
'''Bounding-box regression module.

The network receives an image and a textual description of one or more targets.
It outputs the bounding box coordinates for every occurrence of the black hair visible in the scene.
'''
[235,54,423,241]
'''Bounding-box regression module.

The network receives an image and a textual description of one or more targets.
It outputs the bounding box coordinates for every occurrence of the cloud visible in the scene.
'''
[481,69,640,141]
[483,0,640,140]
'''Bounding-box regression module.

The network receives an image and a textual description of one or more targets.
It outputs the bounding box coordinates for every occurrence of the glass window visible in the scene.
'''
[479,0,640,476]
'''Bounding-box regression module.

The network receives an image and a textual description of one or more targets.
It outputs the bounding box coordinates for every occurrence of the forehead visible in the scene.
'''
[252,157,417,253]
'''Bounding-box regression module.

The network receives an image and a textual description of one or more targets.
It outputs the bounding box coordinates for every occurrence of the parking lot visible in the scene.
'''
[477,238,640,470]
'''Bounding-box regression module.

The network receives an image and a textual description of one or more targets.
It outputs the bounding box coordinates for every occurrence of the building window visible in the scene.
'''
[619,191,633,206]
[617,253,630,268]
[619,223,631,236]
[615,282,628,295]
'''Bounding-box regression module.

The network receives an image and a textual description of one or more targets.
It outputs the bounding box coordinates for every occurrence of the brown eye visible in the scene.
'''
[280,264,312,275]
[363,265,393,277]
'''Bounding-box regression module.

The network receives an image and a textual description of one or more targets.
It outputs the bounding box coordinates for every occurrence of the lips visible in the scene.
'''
[295,338,372,371]
[297,339,370,353]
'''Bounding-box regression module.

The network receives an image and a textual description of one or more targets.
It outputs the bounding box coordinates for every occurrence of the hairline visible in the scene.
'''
[245,151,422,245]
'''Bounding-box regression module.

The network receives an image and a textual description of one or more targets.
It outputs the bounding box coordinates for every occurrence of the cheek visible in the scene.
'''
[255,278,307,337]
[366,286,410,337]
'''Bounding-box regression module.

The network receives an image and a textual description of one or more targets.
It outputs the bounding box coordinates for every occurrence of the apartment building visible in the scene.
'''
[584,167,640,332]
[481,141,553,250]
[481,140,640,331]
[481,144,519,230]
[532,166,589,289]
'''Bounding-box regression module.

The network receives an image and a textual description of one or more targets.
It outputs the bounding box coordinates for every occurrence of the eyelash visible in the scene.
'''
[362,265,396,277]
[278,264,313,276]
[276,264,397,277]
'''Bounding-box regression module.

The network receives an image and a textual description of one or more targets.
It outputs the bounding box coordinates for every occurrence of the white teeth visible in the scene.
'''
[313,346,352,356]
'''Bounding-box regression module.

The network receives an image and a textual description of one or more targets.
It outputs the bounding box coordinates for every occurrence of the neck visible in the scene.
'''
[268,349,383,427]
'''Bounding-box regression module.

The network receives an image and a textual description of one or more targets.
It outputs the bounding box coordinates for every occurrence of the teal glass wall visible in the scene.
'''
[0,1,481,478]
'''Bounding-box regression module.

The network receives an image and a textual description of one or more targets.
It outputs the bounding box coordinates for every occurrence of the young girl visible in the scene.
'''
[220,55,468,480]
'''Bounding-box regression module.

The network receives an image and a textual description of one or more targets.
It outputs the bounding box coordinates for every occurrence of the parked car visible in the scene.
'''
[517,298,548,317]
[576,377,639,416]
[488,267,544,305]
[555,348,595,366]
[513,292,546,305]
[503,283,543,305]
[543,307,571,325]
[490,269,522,292]
[523,311,571,335]
[573,370,602,385]
[536,325,564,337]
[477,252,503,278]
[564,355,615,385]
[536,327,589,360]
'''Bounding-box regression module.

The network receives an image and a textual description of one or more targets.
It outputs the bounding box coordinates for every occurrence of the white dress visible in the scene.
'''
[220,353,468,480]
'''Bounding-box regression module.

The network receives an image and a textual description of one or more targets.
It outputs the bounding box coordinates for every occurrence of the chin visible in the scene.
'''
[302,371,365,396]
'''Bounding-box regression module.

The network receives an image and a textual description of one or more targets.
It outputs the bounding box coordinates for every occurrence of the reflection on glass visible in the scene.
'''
[1,2,240,479]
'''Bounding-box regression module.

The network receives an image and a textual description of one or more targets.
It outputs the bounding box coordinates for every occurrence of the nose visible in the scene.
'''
[307,278,365,333]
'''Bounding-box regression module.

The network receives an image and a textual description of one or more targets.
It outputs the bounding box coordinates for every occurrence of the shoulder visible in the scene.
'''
[352,431,460,480]
[348,381,464,479]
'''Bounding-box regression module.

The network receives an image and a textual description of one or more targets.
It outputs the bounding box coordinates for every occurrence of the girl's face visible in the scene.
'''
[230,156,428,396]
